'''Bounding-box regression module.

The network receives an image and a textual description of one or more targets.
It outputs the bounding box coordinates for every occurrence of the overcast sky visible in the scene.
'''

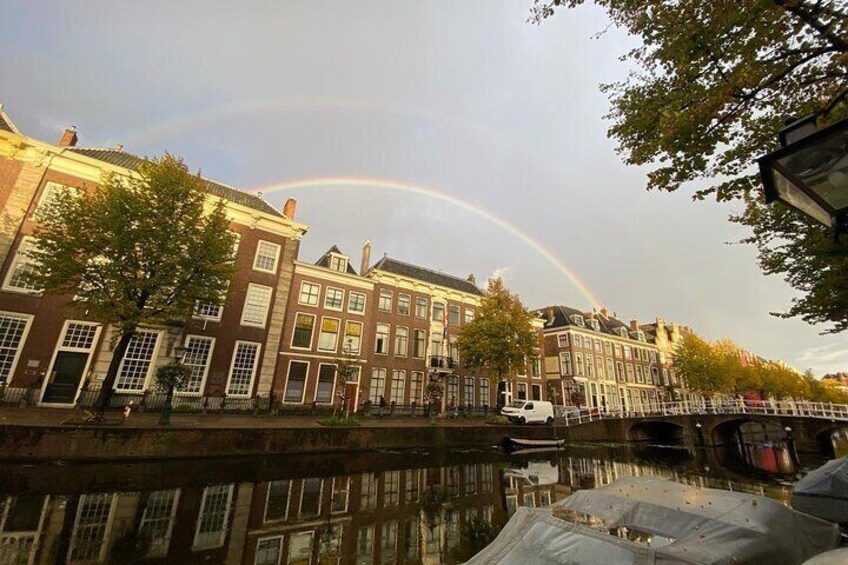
[2,1,845,374]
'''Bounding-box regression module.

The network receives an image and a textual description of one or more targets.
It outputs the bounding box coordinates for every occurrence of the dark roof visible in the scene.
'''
[0,114,14,133]
[536,305,641,339]
[67,147,281,217]
[371,256,482,296]
[314,245,358,275]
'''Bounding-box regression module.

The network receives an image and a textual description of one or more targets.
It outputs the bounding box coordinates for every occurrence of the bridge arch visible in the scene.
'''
[628,420,686,446]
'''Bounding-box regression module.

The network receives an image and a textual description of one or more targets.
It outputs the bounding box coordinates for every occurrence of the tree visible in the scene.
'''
[154,362,192,426]
[29,154,236,414]
[456,278,538,398]
[531,1,848,331]
[672,333,737,396]
[804,369,848,402]
[333,338,360,417]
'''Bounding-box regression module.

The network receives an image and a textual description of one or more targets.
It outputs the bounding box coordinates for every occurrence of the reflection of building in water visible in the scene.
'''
[734,422,796,475]
[829,427,848,458]
[0,494,50,564]
[500,461,565,518]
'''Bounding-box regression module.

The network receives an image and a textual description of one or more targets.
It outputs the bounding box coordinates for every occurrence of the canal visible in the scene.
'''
[0,432,842,564]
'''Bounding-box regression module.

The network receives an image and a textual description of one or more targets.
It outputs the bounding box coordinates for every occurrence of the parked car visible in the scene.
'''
[500,400,554,425]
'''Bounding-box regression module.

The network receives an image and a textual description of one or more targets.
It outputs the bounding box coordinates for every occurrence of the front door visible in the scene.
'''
[41,351,89,404]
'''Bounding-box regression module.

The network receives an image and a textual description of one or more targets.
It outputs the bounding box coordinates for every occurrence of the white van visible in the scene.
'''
[501,400,554,425]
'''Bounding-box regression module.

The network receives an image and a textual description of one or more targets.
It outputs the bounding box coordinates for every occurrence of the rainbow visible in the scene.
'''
[250,176,602,309]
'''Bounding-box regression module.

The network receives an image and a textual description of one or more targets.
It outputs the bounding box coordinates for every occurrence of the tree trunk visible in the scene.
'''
[96,327,136,415]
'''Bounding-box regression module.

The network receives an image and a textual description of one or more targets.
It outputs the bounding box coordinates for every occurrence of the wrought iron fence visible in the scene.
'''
[0,386,35,406]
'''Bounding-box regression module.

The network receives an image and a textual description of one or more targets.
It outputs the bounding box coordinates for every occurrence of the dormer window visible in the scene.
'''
[588,319,600,332]
[637,331,646,342]
[570,315,584,327]
[619,327,629,338]
[329,254,348,273]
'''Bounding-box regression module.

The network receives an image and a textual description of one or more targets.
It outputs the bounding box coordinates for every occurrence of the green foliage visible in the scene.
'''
[155,363,193,392]
[452,516,503,562]
[456,278,539,382]
[532,1,848,332]
[318,415,361,427]
[804,370,848,402]
[29,154,236,329]
[486,415,510,425]
[673,333,737,396]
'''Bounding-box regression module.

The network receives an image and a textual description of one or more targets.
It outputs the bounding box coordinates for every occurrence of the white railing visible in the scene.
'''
[554,399,848,427]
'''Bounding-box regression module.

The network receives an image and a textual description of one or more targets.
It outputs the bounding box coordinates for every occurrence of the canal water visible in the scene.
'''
[0,434,841,564]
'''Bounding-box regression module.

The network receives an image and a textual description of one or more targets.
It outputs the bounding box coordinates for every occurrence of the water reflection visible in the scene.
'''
[0,444,825,564]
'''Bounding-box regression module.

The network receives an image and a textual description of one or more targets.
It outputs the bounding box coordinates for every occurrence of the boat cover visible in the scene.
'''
[467,477,839,565]
[792,458,848,523]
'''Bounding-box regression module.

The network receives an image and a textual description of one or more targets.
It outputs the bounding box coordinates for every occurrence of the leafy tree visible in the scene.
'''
[29,154,236,414]
[804,370,848,402]
[673,333,737,396]
[531,1,848,331]
[155,362,192,425]
[333,338,360,417]
[456,278,539,396]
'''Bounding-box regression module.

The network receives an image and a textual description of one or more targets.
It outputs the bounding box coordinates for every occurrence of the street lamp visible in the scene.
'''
[758,116,848,233]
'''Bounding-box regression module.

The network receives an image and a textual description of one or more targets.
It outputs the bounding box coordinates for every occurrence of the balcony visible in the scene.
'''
[429,356,457,371]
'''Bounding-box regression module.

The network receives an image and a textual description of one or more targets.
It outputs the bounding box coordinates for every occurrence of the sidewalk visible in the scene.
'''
[0,407,489,429]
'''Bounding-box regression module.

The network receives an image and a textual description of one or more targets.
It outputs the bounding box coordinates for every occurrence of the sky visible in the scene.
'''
[2,1,845,374]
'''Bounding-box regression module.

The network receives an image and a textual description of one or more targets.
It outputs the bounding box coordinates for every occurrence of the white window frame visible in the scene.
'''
[0,311,33,386]
[34,181,72,219]
[255,535,283,565]
[40,319,101,404]
[192,484,234,551]
[115,329,162,392]
[177,334,215,396]
[317,316,341,353]
[378,290,393,312]
[375,323,390,355]
[252,240,281,274]
[263,480,291,523]
[290,312,316,350]
[343,320,363,355]
[314,363,338,404]
[394,326,408,357]
[2,236,41,294]
[225,341,261,397]
[240,283,273,328]
[283,359,309,404]
[194,300,224,322]
[557,333,569,348]
[559,352,572,376]
[397,293,411,316]
[328,253,348,273]
[324,287,345,311]
[298,281,321,306]
[347,291,366,314]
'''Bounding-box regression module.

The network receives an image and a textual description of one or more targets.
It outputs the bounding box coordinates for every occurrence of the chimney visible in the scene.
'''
[599,306,608,318]
[586,311,595,320]
[360,240,371,275]
[283,198,297,220]
[467,273,476,285]
[547,306,555,324]
[630,319,639,331]
[58,127,78,148]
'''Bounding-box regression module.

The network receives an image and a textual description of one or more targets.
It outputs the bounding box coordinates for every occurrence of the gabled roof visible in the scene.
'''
[0,104,20,134]
[536,305,641,340]
[314,245,358,275]
[66,147,281,217]
[370,256,483,296]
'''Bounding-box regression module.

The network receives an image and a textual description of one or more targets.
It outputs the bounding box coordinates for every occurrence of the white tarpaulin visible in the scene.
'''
[467,477,839,565]
[792,457,848,524]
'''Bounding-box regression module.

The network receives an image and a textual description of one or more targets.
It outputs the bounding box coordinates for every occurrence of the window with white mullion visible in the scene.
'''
[195,300,223,322]
[179,335,215,394]
[193,484,234,550]
[115,331,160,392]
[34,181,73,220]
[253,240,281,273]
[61,322,99,350]
[0,313,31,385]
[240,283,272,328]
[139,489,180,558]
[3,237,41,293]
[67,493,115,562]
[225,341,260,397]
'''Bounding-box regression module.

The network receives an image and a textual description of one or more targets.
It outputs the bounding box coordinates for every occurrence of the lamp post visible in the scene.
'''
[758,116,848,233]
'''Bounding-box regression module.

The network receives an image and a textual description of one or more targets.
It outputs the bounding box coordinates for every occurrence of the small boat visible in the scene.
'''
[792,457,848,525]
[505,437,565,449]
[467,477,840,564]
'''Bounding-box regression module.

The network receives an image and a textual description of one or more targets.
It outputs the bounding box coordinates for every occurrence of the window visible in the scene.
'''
[605,341,613,355]
[448,374,458,403]
[195,300,223,321]
[624,346,632,360]
[394,326,408,356]
[415,297,428,318]
[324,287,344,310]
[382,519,399,557]
[348,291,366,314]
[559,352,572,376]
[410,372,423,404]
[464,309,474,323]
[557,334,569,348]
[517,383,527,400]
[614,343,622,357]
[361,473,378,510]
[226,341,260,396]
[616,362,625,381]
[606,358,615,381]
[398,293,411,315]
[291,313,315,349]
[531,357,541,378]
[635,365,643,383]
[193,484,233,550]
[3,237,41,293]
[572,334,582,348]
[619,327,629,338]
[315,363,336,403]
[390,370,405,404]
[588,319,600,331]
[369,368,386,403]
[625,363,635,382]
[432,302,445,322]
[637,331,646,342]
[255,537,281,565]
[378,290,392,312]
[464,377,474,407]
[285,360,308,403]
[139,489,180,558]
[317,317,340,352]
[357,525,375,560]
[649,350,657,363]
[652,366,660,384]
[299,478,322,518]
[331,476,350,513]
[596,355,605,379]
[531,384,542,401]
[448,305,461,325]
[298,281,320,306]
[570,314,584,326]
[180,335,214,394]
[448,336,459,364]
[253,240,281,273]
[0,313,31,385]
[240,284,272,327]
[574,353,584,376]
[34,181,73,219]
[479,378,489,407]
[594,338,602,351]
[412,329,426,358]
[115,330,160,392]
[375,323,389,354]
[329,254,348,272]
[264,480,290,522]
[343,320,362,354]
[68,493,115,562]
[586,355,595,378]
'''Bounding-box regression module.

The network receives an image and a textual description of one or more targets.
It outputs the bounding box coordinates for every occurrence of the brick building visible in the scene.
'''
[535,305,664,411]
[0,107,307,406]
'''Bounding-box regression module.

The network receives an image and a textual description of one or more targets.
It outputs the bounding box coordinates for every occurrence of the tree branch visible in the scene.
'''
[776,0,848,53]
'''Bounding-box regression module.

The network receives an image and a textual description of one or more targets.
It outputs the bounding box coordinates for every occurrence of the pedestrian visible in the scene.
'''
[379,395,386,417]
[122,400,134,424]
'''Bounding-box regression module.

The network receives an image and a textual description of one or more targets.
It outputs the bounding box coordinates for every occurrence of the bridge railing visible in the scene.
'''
[554,398,848,426]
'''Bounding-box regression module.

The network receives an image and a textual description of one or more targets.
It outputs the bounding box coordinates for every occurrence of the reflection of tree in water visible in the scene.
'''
[451,515,504,563]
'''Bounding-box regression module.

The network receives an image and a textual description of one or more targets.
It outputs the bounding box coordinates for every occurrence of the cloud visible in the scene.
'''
[795,342,848,375]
